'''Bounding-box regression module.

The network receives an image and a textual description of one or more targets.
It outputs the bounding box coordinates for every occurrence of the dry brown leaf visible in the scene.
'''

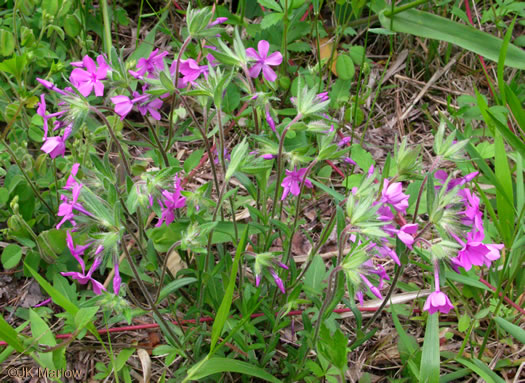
[137,348,151,383]
[167,250,187,277]
[318,37,338,76]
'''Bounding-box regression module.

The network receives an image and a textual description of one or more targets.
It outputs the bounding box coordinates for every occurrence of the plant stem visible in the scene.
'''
[100,0,112,57]
[270,114,303,221]
[120,240,194,362]
[2,140,54,216]
[143,116,169,167]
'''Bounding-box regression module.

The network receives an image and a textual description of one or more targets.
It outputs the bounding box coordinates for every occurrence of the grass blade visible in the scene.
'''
[379,9,525,69]
[209,226,248,353]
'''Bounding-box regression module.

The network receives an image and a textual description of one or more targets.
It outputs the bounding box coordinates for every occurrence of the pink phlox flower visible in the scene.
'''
[41,124,72,159]
[113,261,121,295]
[435,170,479,191]
[136,96,164,121]
[269,268,285,294]
[65,163,81,190]
[451,230,503,271]
[136,49,168,78]
[359,273,382,300]
[36,95,67,140]
[110,94,150,120]
[316,92,329,102]
[70,55,108,97]
[377,244,400,266]
[265,106,276,133]
[208,17,228,27]
[367,165,375,178]
[338,136,351,147]
[381,179,409,213]
[36,78,68,96]
[396,223,418,248]
[377,203,394,222]
[458,188,483,232]
[261,153,276,160]
[37,94,50,140]
[34,298,52,307]
[246,40,283,82]
[61,256,106,295]
[66,230,91,274]
[155,175,186,227]
[57,182,92,229]
[172,59,209,88]
[281,167,313,200]
[370,264,390,289]
[344,157,356,165]
[423,291,454,314]
[214,148,230,164]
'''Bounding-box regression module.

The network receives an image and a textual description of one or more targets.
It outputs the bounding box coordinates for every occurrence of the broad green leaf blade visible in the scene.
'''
[420,313,440,383]
[379,9,525,69]
[0,316,26,352]
[209,226,248,353]
[26,264,79,316]
[187,357,282,382]
[494,317,525,344]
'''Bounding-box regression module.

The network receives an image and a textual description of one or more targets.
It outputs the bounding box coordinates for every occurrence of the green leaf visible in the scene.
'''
[335,54,355,80]
[379,9,525,69]
[225,138,248,181]
[209,226,248,353]
[115,348,136,372]
[258,0,283,12]
[186,357,281,382]
[303,254,326,292]
[1,244,23,269]
[487,109,525,156]
[494,317,525,344]
[0,29,15,57]
[184,149,205,174]
[420,313,440,383]
[456,357,505,383]
[0,316,26,352]
[64,14,81,37]
[26,264,79,316]
[42,0,58,14]
[157,277,197,303]
[30,309,56,369]
[458,314,470,333]
[74,307,100,330]
[494,131,515,244]
[261,13,284,29]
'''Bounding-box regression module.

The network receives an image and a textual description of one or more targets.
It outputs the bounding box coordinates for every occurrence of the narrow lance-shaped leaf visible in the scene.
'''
[379,9,525,70]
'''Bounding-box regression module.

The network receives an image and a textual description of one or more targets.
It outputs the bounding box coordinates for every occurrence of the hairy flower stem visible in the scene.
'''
[91,107,131,177]
[412,156,441,223]
[143,116,169,167]
[283,159,317,266]
[312,266,341,344]
[176,90,221,203]
[165,35,192,151]
[289,208,338,290]
[241,66,260,134]
[121,240,194,362]
[2,140,54,216]
[269,113,303,221]
[217,107,239,241]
